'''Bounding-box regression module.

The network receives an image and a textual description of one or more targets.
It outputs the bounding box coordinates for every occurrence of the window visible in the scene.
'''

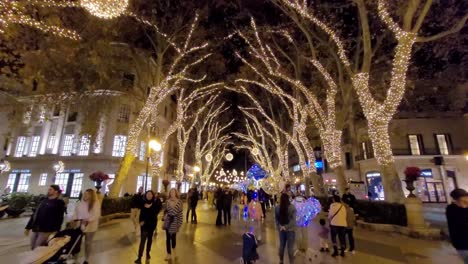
[118,105,130,123]
[137,176,152,192]
[16,173,31,192]
[408,135,421,155]
[15,137,27,157]
[436,134,449,155]
[6,174,16,189]
[361,142,368,160]
[112,135,127,157]
[29,136,41,157]
[78,135,90,156]
[170,180,176,189]
[39,173,48,186]
[47,121,58,150]
[61,135,75,156]
[293,164,300,172]
[139,141,146,161]
[47,136,56,149]
[70,173,83,198]
[55,173,69,193]
[67,112,78,122]
[122,72,135,89]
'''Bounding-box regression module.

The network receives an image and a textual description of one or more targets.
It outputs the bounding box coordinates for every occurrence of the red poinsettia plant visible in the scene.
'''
[162,179,170,187]
[89,171,110,182]
[404,167,421,182]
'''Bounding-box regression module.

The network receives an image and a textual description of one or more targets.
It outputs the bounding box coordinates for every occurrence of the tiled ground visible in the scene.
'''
[0,201,463,264]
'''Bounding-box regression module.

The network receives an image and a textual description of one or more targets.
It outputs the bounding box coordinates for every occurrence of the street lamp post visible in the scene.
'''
[144,139,162,192]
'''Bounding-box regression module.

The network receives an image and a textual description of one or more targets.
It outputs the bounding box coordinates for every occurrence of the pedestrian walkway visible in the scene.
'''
[0,201,463,264]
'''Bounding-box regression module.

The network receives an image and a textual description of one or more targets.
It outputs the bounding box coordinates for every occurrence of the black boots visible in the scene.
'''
[332,246,339,257]
[340,248,345,257]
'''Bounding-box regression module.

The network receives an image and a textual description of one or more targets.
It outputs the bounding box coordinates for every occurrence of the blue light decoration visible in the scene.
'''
[306,160,323,170]
[292,196,322,227]
[246,163,267,181]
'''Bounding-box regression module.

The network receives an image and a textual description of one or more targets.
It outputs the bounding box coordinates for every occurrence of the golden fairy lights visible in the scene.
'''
[0,0,80,39]
[80,0,128,19]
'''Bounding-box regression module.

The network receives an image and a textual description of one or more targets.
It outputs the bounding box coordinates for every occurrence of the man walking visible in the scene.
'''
[223,188,233,225]
[131,187,144,234]
[446,188,468,264]
[187,187,199,223]
[25,185,65,249]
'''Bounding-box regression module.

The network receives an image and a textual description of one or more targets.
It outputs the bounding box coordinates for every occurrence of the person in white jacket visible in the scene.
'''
[328,195,347,257]
[71,189,101,264]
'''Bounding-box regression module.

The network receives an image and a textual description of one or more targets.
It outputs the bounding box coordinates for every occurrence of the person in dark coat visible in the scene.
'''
[25,185,65,250]
[342,188,357,209]
[134,190,162,263]
[215,188,224,226]
[187,187,199,223]
[223,188,233,225]
[258,188,267,218]
[446,188,468,264]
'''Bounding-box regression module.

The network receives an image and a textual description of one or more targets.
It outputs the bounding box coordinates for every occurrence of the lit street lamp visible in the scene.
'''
[145,139,162,191]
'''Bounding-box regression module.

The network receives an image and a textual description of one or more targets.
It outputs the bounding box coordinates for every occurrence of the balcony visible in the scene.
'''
[356,148,465,161]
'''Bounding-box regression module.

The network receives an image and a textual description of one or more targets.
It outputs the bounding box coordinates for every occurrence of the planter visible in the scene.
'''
[6,208,25,218]
[404,180,416,198]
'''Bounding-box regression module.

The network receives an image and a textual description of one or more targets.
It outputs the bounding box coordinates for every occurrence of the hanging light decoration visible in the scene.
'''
[205,153,213,162]
[80,0,129,19]
[225,153,234,161]
[251,147,260,156]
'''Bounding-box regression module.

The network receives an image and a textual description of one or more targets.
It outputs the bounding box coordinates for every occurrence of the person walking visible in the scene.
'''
[223,188,233,225]
[318,219,330,252]
[131,187,144,235]
[70,189,101,264]
[215,187,224,226]
[258,188,267,219]
[25,185,65,250]
[187,187,199,223]
[248,193,263,241]
[186,188,193,223]
[134,190,162,263]
[163,188,183,261]
[275,193,297,264]
[343,200,356,254]
[446,188,468,264]
[342,188,357,209]
[328,195,347,257]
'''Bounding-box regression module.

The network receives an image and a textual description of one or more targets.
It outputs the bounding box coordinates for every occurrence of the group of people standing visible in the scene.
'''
[130,187,183,263]
[214,187,234,226]
[24,185,101,264]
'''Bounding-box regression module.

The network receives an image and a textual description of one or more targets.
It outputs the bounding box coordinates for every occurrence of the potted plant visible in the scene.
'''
[89,171,110,193]
[404,167,421,198]
[6,193,32,217]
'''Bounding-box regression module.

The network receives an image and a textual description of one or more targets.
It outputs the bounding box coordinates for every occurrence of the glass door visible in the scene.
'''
[434,182,446,203]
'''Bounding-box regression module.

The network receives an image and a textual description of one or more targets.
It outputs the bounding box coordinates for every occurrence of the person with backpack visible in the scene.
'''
[275,193,297,264]
[328,195,347,257]
[134,190,162,264]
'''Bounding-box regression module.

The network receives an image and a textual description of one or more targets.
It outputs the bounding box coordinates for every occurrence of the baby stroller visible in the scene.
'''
[44,225,83,263]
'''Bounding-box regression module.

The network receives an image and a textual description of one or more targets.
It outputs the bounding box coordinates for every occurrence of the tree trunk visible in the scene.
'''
[333,165,347,196]
[109,153,135,197]
[367,120,404,203]
[310,171,325,197]
[380,162,404,203]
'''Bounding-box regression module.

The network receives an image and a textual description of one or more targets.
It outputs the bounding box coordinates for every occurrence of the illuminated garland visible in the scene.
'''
[80,0,128,19]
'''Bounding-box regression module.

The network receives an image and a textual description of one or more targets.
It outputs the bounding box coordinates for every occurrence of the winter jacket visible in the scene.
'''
[446,203,468,250]
[130,193,143,209]
[248,201,262,221]
[70,199,101,233]
[328,202,347,227]
[26,198,65,233]
[164,199,183,234]
[139,199,162,230]
[189,190,199,207]
[275,204,297,232]
[344,204,356,229]
[223,191,233,209]
[242,232,259,262]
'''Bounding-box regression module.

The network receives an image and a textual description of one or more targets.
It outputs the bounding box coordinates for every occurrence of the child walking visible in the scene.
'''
[318,219,330,252]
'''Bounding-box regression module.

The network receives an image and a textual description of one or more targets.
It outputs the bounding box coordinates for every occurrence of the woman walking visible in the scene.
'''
[163,188,183,261]
[328,195,347,257]
[275,193,297,264]
[135,190,162,264]
[71,189,101,264]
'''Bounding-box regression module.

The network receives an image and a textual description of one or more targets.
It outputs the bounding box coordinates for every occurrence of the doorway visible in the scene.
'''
[426,182,446,203]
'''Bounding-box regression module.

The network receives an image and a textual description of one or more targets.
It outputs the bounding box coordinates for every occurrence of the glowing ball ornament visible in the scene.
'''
[292,196,321,227]
[81,0,129,19]
[205,153,213,162]
[225,153,234,161]
[251,147,260,156]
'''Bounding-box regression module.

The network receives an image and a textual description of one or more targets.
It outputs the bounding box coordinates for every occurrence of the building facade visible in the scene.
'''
[0,93,178,197]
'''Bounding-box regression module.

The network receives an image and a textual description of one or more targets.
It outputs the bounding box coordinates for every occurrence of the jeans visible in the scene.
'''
[330,225,346,249]
[30,232,53,250]
[223,207,231,225]
[165,230,176,254]
[138,227,154,258]
[186,205,197,222]
[457,250,468,264]
[278,230,295,264]
[345,228,355,251]
[84,232,95,261]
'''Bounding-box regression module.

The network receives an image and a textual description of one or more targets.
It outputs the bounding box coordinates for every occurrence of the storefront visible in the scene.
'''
[366,171,384,200]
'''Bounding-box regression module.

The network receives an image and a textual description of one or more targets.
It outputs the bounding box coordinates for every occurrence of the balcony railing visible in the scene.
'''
[356,148,465,161]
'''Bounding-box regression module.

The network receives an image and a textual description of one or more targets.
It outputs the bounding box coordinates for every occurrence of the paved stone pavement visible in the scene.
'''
[0,201,464,264]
